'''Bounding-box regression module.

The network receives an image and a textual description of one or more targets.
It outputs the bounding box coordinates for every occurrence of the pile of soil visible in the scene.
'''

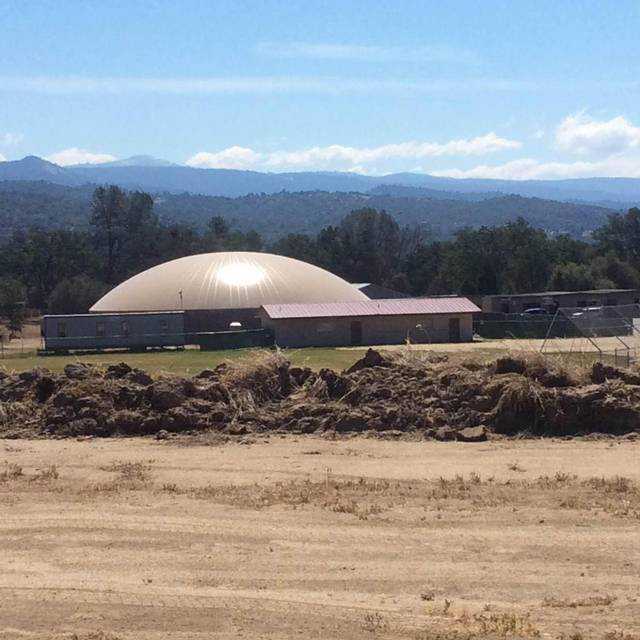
[1,350,640,440]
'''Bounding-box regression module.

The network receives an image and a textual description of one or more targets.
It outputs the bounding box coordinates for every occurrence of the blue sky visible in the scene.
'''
[1,0,639,178]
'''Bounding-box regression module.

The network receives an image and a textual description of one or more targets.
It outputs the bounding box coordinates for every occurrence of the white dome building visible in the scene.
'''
[91,252,366,323]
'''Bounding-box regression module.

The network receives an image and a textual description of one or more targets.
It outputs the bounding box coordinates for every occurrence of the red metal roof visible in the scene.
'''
[261,297,480,319]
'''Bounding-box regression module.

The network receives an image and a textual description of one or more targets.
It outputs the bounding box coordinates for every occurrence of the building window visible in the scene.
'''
[96,321,106,338]
[57,322,67,338]
[605,298,617,307]
[160,319,169,333]
[121,321,130,336]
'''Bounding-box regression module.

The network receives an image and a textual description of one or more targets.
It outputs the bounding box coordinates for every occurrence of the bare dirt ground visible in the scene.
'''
[1,436,639,640]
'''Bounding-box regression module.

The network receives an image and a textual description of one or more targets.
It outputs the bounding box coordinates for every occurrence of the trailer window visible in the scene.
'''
[160,319,169,333]
[121,320,130,336]
[57,322,67,338]
[96,321,106,338]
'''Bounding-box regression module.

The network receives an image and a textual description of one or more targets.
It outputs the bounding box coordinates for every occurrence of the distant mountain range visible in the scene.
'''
[0,155,638,206]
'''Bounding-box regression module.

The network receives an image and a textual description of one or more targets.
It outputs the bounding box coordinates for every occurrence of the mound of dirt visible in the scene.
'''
[1,350,639,440]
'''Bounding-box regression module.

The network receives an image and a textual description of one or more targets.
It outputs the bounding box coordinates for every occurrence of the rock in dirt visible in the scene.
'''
[456,425,488,442]
[105,362,132,379]
[435,426,456,441]
[64,363,94,380]
[345,348,390,374]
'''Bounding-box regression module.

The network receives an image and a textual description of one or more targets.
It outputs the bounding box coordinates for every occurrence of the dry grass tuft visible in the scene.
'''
[415,608,541,639]
[361,611,389,635]
[604,631,640,640]
[543,594,617,608]
[30,464,59,482]
[466,611,540,637]
[94,460,153,491]
[0,461,23,481]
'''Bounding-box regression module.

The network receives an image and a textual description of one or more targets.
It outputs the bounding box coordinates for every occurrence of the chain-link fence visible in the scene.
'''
[474,305,640,365]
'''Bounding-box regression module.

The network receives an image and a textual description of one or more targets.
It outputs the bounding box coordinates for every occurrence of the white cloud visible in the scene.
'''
[46,147,117,166]
[432,154,640,180]
[0,75,536,95]
[0,152,6,162]
[187,147,263,170]
[431,112,640,180]
[556,112,640,156]
[1,132,23,146]
[186,133,520,172]
[255,42,480,65]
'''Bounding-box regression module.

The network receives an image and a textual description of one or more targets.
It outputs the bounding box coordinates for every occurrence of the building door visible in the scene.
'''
[350,320,363,345]
[448,317,461,342]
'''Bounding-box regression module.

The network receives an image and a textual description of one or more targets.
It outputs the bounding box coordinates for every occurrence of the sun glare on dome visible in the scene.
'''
[216,262,266,287]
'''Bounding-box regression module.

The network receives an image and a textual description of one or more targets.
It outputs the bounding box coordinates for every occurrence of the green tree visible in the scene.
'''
[90,185,128,283]
[548,262,596,291]
[0,229,96,308]
[201,216,230,252]
[121,191,162,278]
[499,219,553,293]
[593,208,640,270]
[0,278,27,333]
[590,253,640,290]
[47,275,109,314]
[271,233,317,264]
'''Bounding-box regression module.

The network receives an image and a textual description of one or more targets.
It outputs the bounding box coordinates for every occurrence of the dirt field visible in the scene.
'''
[1,436,639,640]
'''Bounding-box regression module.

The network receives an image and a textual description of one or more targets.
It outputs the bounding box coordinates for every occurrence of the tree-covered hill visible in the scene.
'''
[0,180,621,241]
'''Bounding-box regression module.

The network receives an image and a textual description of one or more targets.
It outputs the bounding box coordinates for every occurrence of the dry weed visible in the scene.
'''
[467,611,540,637]
[604,631,640,640]
[362,611,389,635]
[30,464,59,482]
[93,460,153,491]
[415,609,540,640]
[0,461,23,481]
[543,594,617,608]
[155,471,640,521]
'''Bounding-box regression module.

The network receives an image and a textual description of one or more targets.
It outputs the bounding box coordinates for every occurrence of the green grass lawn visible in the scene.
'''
[0,346,369,376]
[0,342,626,377]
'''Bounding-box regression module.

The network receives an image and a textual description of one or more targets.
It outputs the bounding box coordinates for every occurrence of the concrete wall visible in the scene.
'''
[260,312,473,348]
